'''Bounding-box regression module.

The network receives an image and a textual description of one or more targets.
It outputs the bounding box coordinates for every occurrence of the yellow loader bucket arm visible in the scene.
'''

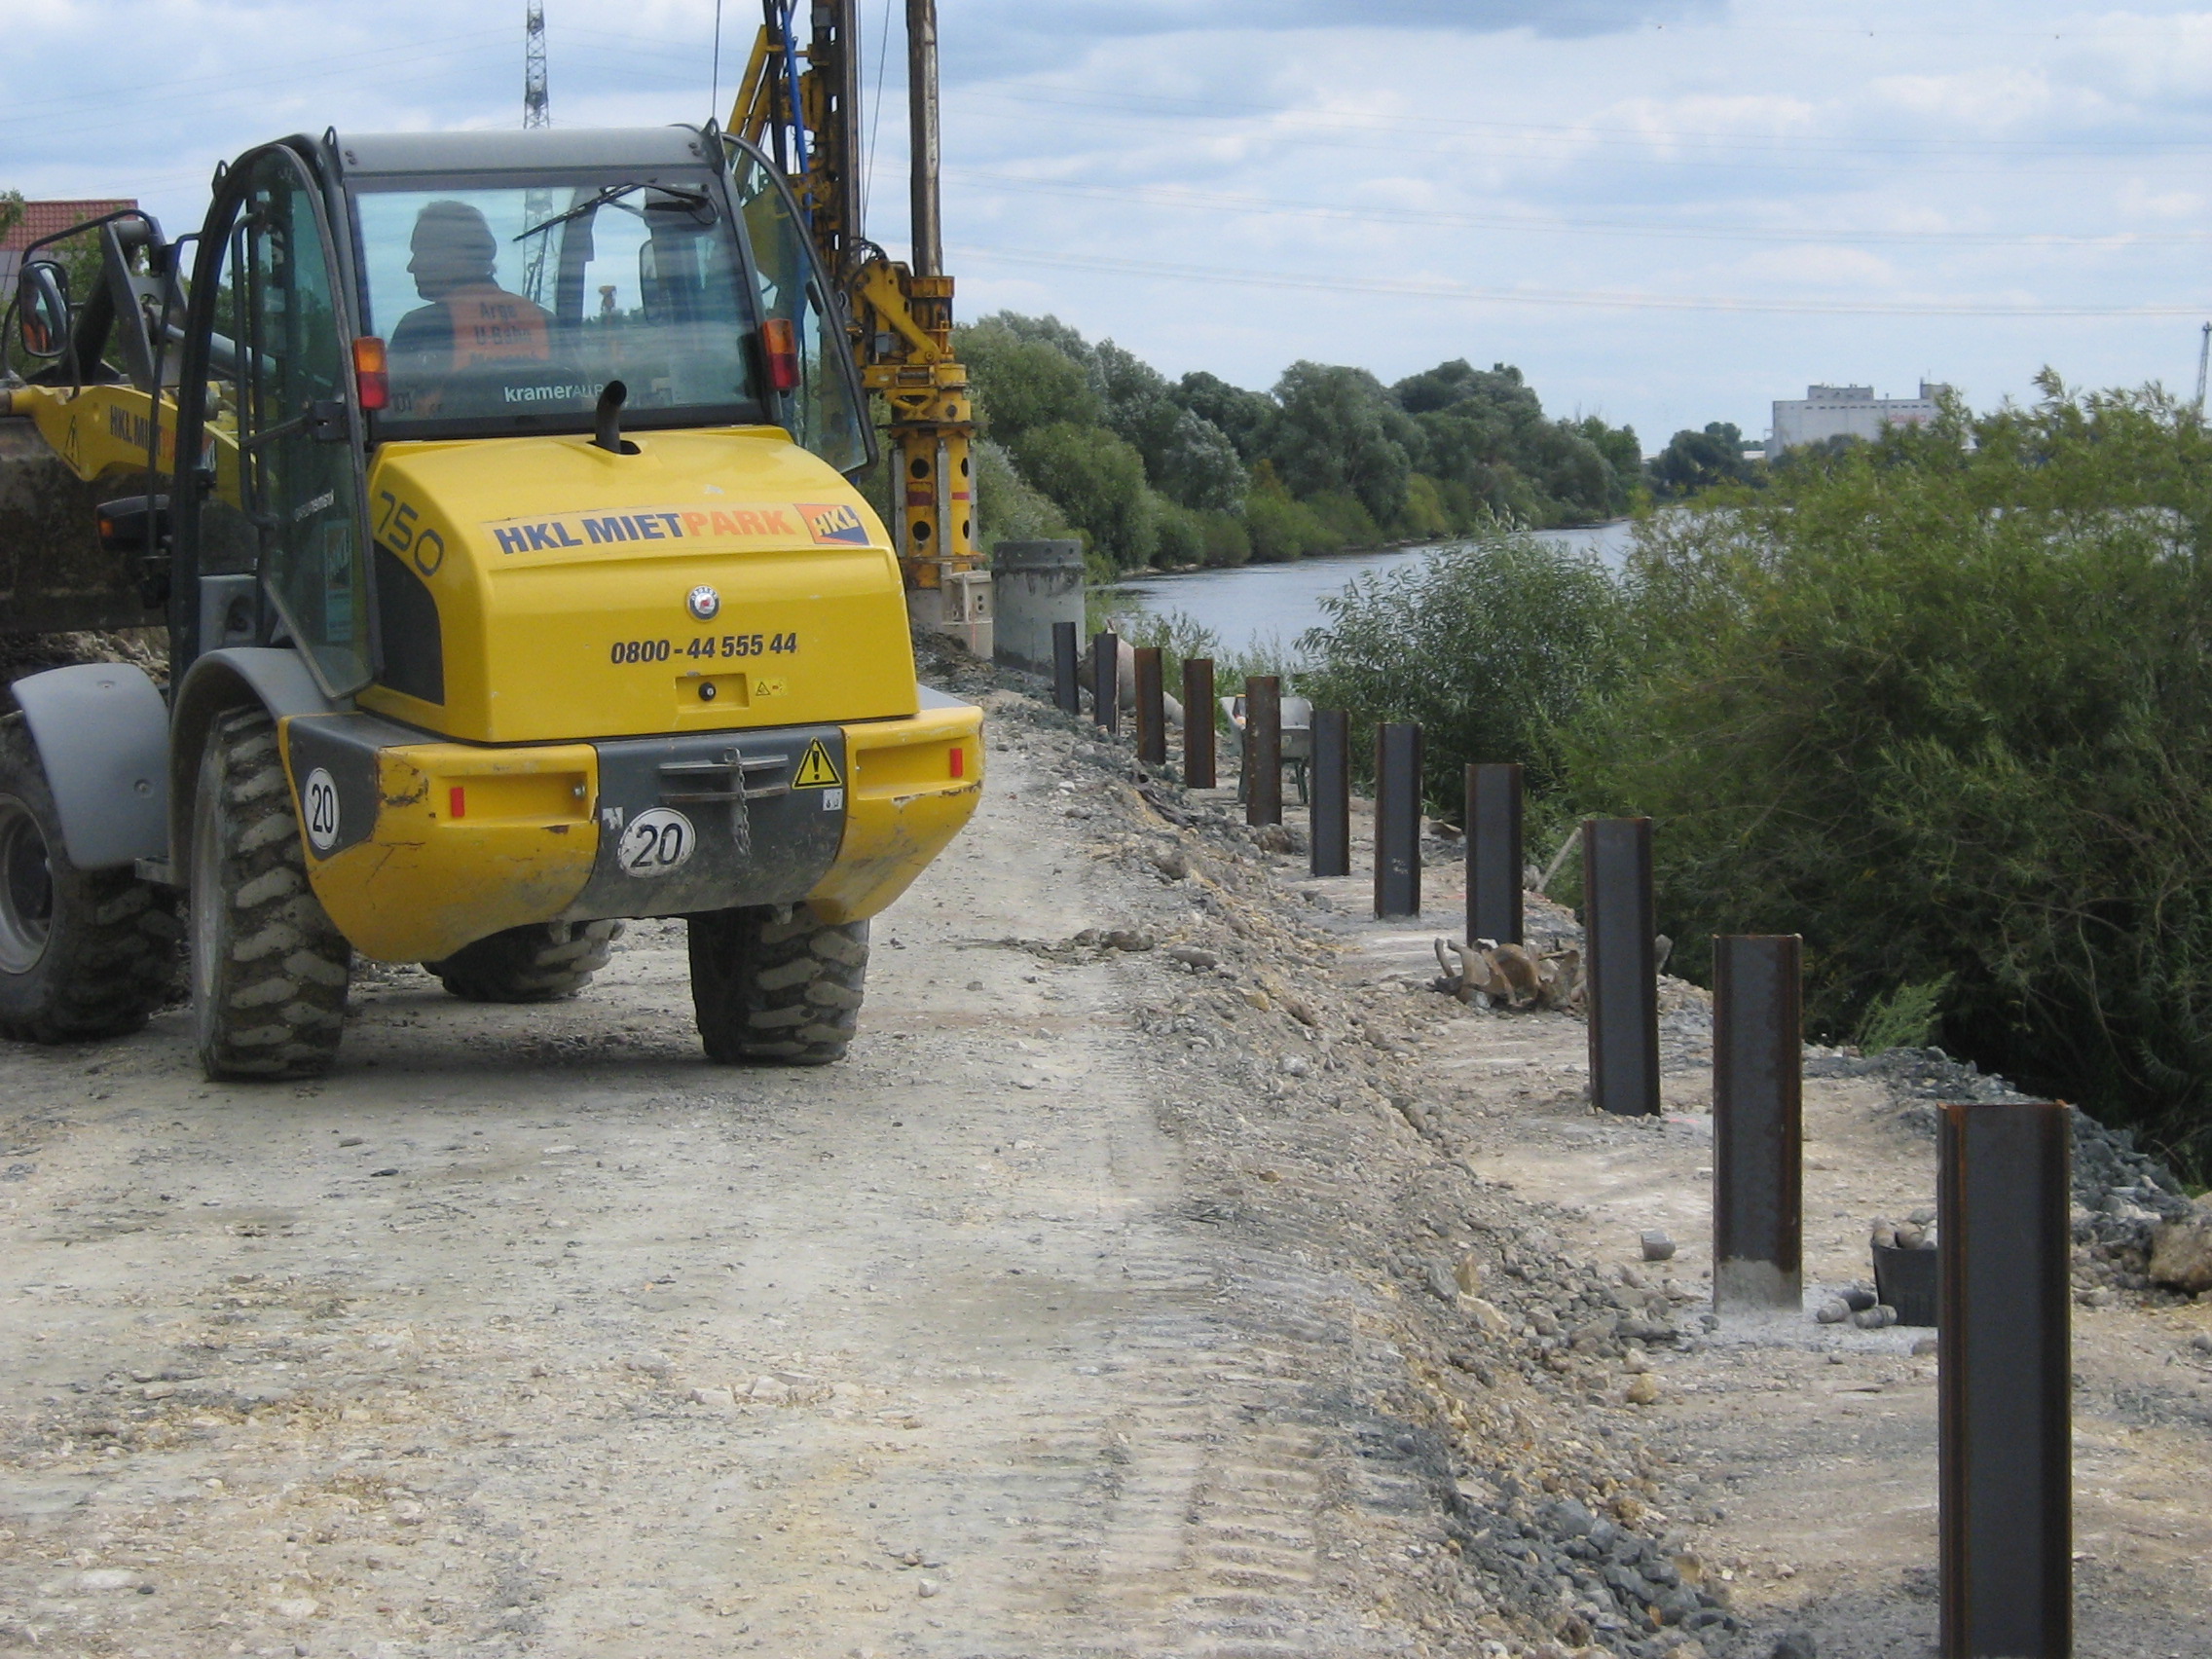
[1,204,243,622]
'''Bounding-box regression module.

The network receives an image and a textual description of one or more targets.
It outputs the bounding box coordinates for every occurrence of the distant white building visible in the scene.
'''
[1767,383,1950,457]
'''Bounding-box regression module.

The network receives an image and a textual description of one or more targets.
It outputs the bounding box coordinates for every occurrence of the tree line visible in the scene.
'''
[1281,374,2212,1177]
[932,313,1642,574]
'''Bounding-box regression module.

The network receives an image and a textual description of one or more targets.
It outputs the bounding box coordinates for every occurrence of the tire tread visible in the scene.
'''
[194,709,350,1080]
[689,904,866,1065]
[425,919,623,1003]
[0,723,179,1045]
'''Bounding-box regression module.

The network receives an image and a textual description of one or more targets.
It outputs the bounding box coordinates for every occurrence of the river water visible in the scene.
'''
[1100,521,1637,662]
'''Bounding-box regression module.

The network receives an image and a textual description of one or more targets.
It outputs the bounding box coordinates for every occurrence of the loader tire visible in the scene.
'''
[189,708,350,1082]
[687,903,867,1065]
[0,719,181,1044]
[425,919,624,1003]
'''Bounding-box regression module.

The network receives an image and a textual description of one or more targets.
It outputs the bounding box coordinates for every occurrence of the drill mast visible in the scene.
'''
[733,0,977,621]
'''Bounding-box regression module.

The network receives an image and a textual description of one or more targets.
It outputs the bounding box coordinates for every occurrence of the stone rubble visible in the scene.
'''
[1803,1044,2212,1305]
[980,668,1742,1655]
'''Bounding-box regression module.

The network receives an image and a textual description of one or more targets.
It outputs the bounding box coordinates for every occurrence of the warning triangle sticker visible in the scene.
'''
[793,739,842,789]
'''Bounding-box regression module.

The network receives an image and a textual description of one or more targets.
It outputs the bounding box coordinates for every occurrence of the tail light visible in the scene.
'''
[353,336,388,411]
[761,317,800,392]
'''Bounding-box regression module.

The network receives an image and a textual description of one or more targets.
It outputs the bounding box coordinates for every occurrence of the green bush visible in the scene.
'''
[1111,607,1299,708]
[1299,530,1624,807]
[1304,489,1383,549]
[1245,466,1342,562]
[957,316,1103,442]
[1569,375,2212,1169]
[1198,509,1250,568]
[1011,421,1157,573]
[1150,496,1207,569]
[1399,472,1455,540]
[1856,976,1953,1054]
[973,438,1075,551]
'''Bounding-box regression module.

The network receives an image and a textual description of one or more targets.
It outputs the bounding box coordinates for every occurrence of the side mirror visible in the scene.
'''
[14,260,70,360]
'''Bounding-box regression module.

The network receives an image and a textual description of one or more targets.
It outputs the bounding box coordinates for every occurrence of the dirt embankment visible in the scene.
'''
[2,660,2209,1659]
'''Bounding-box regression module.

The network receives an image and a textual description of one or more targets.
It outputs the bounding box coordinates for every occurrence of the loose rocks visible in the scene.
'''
[2148,1212,2212,1294]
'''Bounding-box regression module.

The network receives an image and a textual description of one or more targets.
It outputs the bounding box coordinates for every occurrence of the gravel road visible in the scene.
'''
[5,670,2210,1659]
[0,691,1474,1658]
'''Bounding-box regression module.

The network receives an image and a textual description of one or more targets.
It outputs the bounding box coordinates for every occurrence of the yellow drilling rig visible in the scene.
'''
[729,0,988,651]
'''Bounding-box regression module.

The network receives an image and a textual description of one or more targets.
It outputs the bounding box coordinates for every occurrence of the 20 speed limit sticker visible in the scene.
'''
[302,767,341,854]
[617,807,695,878]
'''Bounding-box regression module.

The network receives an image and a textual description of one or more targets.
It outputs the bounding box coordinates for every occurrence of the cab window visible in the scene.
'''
[726,143,872,476]
[351,174,763,434]
[193,145,373,696]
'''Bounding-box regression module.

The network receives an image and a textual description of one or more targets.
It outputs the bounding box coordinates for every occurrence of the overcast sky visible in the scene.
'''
[10,1,2212,448]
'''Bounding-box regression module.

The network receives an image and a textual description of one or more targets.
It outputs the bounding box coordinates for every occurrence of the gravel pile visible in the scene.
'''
[1807,1044,2205,1302]
[1007,682,1744,1655]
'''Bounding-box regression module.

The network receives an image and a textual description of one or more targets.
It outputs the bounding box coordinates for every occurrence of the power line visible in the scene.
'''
[953,93,2212,182]
[863,0,895,232]
[967,84,2212,160]
[948,169,2212,249]
[951,242,2208,318]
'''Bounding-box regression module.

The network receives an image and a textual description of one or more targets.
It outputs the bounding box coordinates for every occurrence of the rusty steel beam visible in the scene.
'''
[1465,762,1523,947]
[1133,646,1165,767]
[1051,620,1080,716]
[1582,818,1659,1117]
[1182,656,1216,788]
[1310,709,1349,877]
[1373,720,1422,919]
[1090,630,1118,733]
[1713,934,1803,1311]
[1245,675,1282,827]
[1940,1100,2072,1659]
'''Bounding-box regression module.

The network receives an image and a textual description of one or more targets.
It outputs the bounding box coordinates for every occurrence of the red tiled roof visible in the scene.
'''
[1,198,137,252]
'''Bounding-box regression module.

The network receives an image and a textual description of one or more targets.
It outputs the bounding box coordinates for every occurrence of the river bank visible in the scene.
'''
[1102,521,1636,660]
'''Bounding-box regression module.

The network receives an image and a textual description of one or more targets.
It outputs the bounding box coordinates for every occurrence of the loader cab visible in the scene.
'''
[165,127,872,701]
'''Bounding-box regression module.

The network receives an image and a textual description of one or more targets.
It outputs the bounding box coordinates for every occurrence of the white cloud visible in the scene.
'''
[6,0,2211,443]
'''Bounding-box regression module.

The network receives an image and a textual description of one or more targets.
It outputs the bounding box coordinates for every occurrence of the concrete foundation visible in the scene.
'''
[1714,1256,1802,1313]
[990,540,1084,675]
[906,575,992,659]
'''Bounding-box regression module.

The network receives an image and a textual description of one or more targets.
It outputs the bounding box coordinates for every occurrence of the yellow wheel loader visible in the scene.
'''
[0,125,982,1079]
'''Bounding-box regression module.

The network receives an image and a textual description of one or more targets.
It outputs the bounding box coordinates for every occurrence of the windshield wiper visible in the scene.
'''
[515,181,711,242]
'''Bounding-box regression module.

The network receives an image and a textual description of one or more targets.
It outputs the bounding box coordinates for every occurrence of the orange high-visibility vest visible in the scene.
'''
[436,285,550,367]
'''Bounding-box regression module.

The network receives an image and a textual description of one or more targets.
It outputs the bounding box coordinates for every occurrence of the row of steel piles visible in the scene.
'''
[1459,774,2072,1659]
[1051,620,2075,1659]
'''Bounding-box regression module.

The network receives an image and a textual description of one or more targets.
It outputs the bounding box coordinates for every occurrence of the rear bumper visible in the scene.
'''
[806,694,985,924]
[280,697,981,962]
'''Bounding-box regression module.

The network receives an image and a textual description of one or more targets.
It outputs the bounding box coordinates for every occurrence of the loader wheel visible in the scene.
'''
[189,708,351,1081]
[687,903,867,1065]
[0,720,181,1044]
[424,919,625,1003]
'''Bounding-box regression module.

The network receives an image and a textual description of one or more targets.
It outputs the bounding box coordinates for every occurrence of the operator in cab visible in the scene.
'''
[387,200,551,415]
